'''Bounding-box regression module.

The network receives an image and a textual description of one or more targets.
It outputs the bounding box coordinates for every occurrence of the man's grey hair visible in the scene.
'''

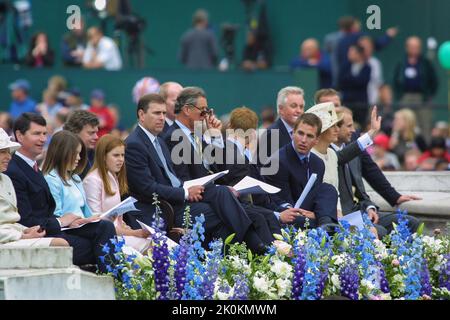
[174,86,206,114]
[276,86,304,114]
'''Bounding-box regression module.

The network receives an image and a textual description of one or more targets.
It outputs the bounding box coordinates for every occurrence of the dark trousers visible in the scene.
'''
[303,182,339,225]
[241,202,281,245]
[62,220,117,273]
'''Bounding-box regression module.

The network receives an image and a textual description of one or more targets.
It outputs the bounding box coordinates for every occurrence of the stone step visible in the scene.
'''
[0,268,115,300]
[0,247,73,269]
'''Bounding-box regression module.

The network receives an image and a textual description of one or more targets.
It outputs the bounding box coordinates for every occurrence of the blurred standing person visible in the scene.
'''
[61,17,87,66]
[359,36,383,106]
[376,84,395,136]
[290,38,332,89]
[25,32,54,67]
[338,44,371,127]
[83,27,122,71]
[323,16,355,87]
[259,106,276,130]
[393,36,438,140]
[241,29,270,71]
[178,9,218,69]
[8,79,36,119]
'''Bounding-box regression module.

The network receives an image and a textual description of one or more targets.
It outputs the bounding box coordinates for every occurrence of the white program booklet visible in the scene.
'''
[136,219,179,250]
[100,196,139,220]
[233,176,281,195]
[294,173,317,209]
[183,170,229,189]
[339,210,365,229]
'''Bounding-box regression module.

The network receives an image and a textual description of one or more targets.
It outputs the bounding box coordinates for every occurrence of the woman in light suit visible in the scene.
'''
[83,134,151,253]
[0,128,67,247]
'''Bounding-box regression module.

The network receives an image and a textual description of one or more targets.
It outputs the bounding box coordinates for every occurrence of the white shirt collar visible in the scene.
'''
[280,118,294,135]
[15,151,37,168]
[138,124,157,144]
[175,119,192,138]
[165,118,174,126]
[331,143,345,151]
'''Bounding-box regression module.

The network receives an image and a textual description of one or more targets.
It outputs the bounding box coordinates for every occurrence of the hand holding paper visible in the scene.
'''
[100,197,139,220]
[136,220,179,250]
[183,170,229,189]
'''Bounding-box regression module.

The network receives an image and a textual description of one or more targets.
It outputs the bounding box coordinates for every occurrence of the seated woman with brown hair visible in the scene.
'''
[83,134,151,253]
[0,128,68,247]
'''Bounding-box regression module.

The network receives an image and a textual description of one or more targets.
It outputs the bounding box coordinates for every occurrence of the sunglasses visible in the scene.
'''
[186,104,213,117]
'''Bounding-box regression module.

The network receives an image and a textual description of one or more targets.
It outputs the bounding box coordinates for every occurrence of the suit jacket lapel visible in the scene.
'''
[13,155,49,190]
[286,144,307,189]
[136,126,166,171]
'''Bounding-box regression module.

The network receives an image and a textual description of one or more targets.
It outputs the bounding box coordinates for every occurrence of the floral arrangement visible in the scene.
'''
[101,204,450,300]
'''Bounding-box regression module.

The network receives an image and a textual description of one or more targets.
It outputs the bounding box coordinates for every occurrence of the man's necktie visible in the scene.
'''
[300,157,310,180]
[153,138,181,188]
[33,162,39,172]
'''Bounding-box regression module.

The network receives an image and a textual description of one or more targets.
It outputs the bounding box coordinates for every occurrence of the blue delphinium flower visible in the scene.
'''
[378,262,390,294]
[301,228,330,300]
[439,254,450,291]
[291,240,306,300]
[152,232,170,300]
[182,214,206,300]
[171,236,189,300]
[420,259,432,297]
[339,262,359,300]
[200,239,223,300]
[403,236,423,300]
[231,274,250,300]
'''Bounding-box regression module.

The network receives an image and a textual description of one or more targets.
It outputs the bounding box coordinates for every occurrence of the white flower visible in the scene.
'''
[331,274,340,289]
[273,240,292,256]
[275,278,291,298]
[229,256,251,275]
[294,231,308,246]
[393,274,404,284]
[270,260,293,278]
[332,254,347,267]
[253,273,273,293]
[361,279,376,292]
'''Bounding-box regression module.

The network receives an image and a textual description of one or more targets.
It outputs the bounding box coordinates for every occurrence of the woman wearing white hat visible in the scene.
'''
[306,103,381,219]
[0,128,68,247]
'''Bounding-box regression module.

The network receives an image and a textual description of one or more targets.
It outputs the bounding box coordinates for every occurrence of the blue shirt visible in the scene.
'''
[9,98,37,119]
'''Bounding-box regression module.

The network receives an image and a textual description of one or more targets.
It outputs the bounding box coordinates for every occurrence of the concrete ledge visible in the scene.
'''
[0,247,73,269]
[0,268,115,300]
[364,171,450,217]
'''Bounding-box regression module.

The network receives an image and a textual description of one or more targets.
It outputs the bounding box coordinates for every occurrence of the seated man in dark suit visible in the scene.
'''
[5,113,117,273]
[331,107,421,234]
[263,113,339,228]
[125,94,267,253]
[214,107,313,228]
[257,86,305,166]
[163,88,281,244]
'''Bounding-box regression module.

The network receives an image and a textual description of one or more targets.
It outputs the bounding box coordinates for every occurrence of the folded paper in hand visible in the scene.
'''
[294,173,317,209]
[233,176,280,195]
[136,220,178,250]
[183,170,229,189]
[100,196,139,220]
[339,210,364,229]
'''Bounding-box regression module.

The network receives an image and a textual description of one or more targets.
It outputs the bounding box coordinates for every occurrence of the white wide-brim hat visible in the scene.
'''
[305,102,344,133]
[0,128,21,153]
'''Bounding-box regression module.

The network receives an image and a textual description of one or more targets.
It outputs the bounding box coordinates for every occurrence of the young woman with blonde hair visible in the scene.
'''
[83,134,151,253]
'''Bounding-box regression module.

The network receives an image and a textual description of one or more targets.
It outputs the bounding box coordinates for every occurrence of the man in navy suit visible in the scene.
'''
[163,88,280,245]
[124,94,267,253]
[263,113,339,228]
[258,86,305,166]
[5,113,116,273]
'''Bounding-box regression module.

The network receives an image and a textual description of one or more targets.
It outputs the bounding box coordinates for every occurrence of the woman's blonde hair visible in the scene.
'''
[396,108,417,142]
[42,130,86,184]
[90,134,128,196]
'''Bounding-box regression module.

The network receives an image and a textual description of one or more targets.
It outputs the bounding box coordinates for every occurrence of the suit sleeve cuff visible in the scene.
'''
[183,187,189,200]
[366,205,377,212]
[357,133,373,151]
[274,211,281,221]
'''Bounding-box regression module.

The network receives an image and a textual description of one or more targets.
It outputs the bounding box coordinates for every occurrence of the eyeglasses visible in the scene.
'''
[186,104,213,117]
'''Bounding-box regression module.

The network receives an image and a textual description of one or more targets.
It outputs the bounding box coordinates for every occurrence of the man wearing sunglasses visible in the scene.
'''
[164,87,281,247]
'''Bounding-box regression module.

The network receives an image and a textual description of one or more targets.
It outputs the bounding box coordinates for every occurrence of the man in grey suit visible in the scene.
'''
[331,107,421,235]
